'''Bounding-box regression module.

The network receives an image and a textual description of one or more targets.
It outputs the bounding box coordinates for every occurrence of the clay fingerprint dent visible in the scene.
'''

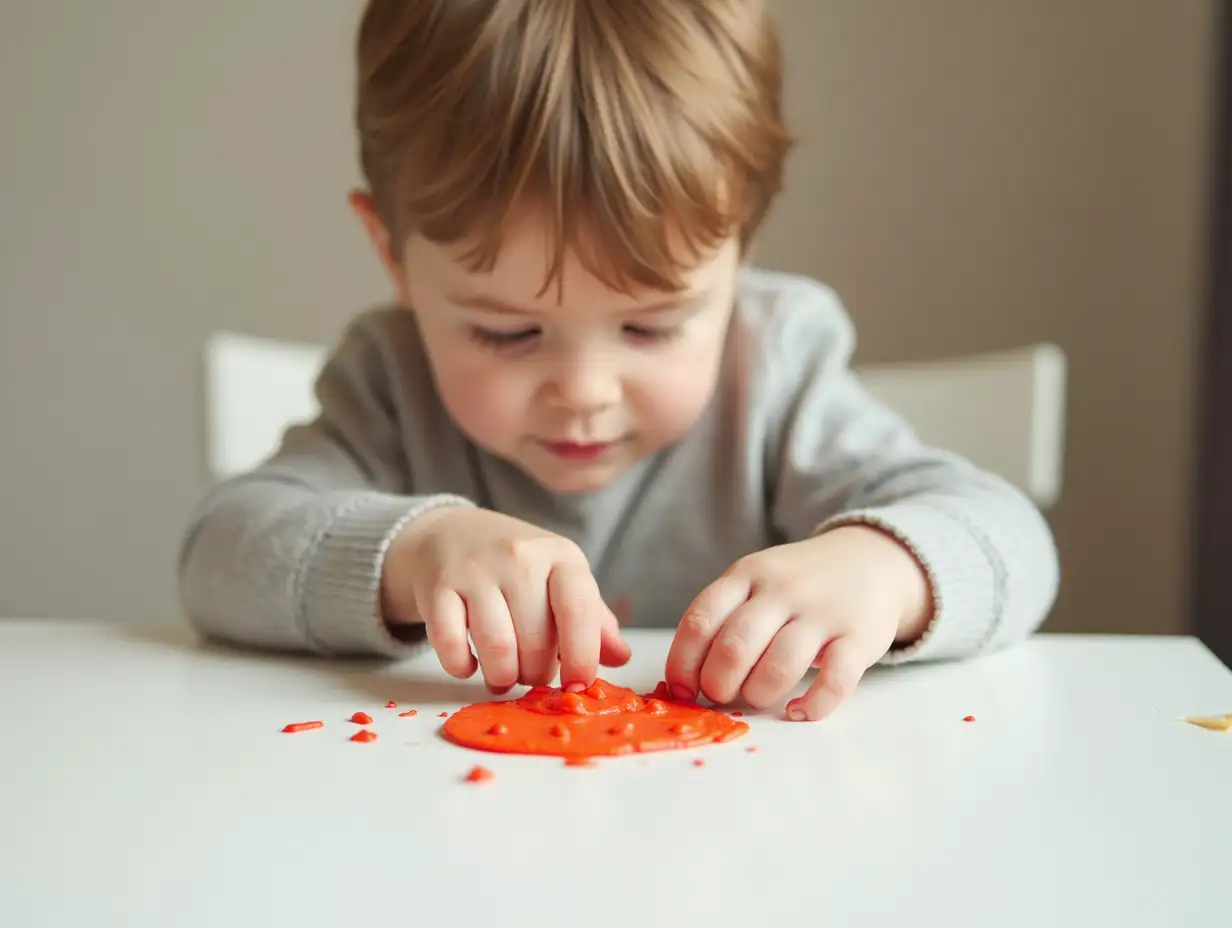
[442,679,749,758]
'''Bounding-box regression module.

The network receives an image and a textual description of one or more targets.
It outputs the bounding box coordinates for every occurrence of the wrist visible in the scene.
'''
[868,528,933,643]
[379,505,462,627]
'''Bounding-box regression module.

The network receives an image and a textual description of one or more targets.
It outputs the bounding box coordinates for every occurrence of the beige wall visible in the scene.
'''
[0,2,1220,634]
[763,0,1220,635]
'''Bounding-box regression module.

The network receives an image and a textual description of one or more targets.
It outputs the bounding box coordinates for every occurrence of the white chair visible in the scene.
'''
[203,331,1067,506]
[855,343,1067,507]
[203,331,328,481]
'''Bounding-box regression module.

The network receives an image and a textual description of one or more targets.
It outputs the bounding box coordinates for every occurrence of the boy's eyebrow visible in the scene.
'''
[449,290,708,316]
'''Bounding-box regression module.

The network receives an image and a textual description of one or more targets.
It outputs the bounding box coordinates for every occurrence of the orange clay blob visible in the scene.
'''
[350,729,377,743]
[441,678,748,760]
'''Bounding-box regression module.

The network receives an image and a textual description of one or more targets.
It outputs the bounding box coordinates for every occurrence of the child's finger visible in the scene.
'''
[787,636,867,721]
[664,574,752,702]
[503,579,556,687]
[698,594,788,705]
[739,615,824,710]
[548,563,603,689]
[466,586,519,692]
[598,602,631,668]
[422,586,478,679]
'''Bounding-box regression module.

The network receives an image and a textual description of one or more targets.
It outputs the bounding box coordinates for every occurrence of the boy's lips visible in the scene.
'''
[539,439,620,462]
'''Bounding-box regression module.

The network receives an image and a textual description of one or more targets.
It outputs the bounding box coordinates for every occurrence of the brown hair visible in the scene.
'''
[355,0,792,294]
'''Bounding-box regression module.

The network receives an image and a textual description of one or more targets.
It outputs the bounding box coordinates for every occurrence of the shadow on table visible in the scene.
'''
[109,622,976,719]
[113,622,494,707]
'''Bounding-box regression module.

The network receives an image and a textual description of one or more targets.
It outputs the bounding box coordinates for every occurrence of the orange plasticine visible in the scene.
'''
[441,678,748,760]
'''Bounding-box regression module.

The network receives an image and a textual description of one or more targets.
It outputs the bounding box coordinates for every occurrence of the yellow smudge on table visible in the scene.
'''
[1181,713,1232,732]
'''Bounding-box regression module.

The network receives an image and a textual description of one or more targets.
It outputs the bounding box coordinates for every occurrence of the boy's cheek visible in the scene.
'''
[449,375,522,433]
[429,354,528,447]
[636,369,714,438]
[635,340,726,435]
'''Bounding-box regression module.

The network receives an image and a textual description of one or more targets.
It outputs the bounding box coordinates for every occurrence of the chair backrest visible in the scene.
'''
[855,343,1067,507]
[202,331,1067,506]
[203,331,328,481]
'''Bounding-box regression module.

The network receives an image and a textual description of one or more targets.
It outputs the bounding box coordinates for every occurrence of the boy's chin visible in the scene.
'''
[521,458,638,495]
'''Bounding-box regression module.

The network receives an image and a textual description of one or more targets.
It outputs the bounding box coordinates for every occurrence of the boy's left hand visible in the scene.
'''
[663,526,932,721]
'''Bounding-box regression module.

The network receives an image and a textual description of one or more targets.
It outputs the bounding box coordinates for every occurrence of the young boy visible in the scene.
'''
[178,0,1059,722]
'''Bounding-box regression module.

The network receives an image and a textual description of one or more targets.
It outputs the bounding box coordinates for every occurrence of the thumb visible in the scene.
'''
[599,596,631,667]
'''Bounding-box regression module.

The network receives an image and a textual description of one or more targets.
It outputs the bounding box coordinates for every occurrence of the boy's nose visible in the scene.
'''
[549,359,622,414]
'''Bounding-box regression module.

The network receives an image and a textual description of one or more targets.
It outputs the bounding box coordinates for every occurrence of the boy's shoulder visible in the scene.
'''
[344,302,420,348]
[325,302,426,375]
[732,266,857,368]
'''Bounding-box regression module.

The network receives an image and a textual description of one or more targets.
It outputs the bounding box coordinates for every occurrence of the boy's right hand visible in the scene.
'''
[380,507,630,693]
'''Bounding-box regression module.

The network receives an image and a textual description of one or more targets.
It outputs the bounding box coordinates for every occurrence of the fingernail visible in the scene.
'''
[786,702,808,722]
[669,684,694,703]
[565,682,586,694]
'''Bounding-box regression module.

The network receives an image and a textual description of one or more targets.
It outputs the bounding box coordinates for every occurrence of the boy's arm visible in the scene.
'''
[177,313,472,656]
[763,284,1060,664]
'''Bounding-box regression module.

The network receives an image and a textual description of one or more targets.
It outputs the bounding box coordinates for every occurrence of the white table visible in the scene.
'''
[1,620,1230,926]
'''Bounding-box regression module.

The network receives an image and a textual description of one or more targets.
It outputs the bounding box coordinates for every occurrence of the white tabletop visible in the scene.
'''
[1,620,1230,927]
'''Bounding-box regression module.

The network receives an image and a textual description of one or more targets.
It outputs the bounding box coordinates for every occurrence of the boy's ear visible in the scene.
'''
[348,190,411,306]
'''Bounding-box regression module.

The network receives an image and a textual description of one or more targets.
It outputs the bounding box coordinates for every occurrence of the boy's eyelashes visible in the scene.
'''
[467,326,536,348]
[466,323,684,350]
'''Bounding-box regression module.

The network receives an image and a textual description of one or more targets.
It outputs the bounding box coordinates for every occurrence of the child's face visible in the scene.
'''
[355,198,741,493]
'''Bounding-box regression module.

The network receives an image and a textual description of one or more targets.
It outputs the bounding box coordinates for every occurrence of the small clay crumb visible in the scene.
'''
[465,765,495,783]
[486,723,508,736]
[731,711,744,718]
[349,712,373,725]
[693,758,705,767]
[963,715,976,723]
[385,701,398,709]
[438,711,449,718]
[745,746,758,753]
[399,709,418,718]
[350,729,377,743]
[281,721,323,733]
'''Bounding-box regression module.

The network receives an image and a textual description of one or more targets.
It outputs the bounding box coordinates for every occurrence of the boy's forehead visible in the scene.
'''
[418,222,737,313]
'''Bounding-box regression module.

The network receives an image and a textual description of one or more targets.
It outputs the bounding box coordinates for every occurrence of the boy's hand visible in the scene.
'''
[381,507,630,692]
[663,526,932,721]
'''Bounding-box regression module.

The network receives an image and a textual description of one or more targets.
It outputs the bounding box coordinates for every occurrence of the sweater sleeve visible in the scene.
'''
[763,282,1060,664]
[177,315,473,657]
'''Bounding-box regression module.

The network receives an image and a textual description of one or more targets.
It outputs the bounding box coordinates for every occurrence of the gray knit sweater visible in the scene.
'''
[177,267,1059,663]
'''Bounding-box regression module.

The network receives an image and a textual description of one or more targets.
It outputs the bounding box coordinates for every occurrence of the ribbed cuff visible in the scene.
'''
[298,492,474,656]
[816,502,1002,664]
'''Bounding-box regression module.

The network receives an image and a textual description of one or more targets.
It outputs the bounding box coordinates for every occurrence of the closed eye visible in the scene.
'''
[623,323,682,343]
[468,327,539,349]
